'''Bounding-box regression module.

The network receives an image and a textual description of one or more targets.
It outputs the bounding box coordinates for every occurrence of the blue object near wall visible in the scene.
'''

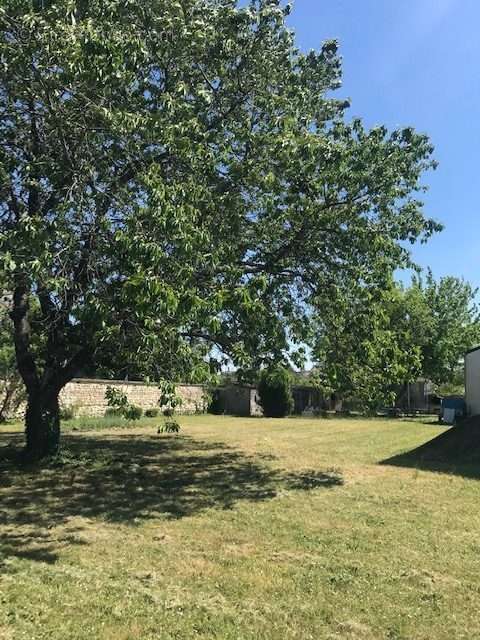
[441,396,466,424]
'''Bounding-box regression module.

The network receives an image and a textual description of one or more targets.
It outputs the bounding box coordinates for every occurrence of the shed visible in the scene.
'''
[465,346,480,416]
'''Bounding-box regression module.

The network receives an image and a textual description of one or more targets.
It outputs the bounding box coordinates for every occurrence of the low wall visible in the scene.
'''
[60,378,207,417]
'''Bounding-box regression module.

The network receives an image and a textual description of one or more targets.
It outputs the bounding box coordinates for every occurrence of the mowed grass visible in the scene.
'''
[1,415,480,640]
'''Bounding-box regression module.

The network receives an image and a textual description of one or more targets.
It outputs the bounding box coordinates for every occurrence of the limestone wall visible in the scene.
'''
[2,377,264,419]
[60,378,207,417]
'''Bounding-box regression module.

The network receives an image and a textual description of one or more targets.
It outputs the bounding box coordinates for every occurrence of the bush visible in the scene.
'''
[258,366,294,418]
[158,380,182,416]
[124,404,143,421]
[145,407,159,418]
[157,419,181,434]
[105,386,142,420]
[105,386,129,412]
[104,407,123,418]
[59,404,77,421]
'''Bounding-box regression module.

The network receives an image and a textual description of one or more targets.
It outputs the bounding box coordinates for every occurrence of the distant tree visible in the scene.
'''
[398,273,480,386]
[0,0,439,458]
[258,366,293,418]
[313,282,421,413]
[314,274,480,410]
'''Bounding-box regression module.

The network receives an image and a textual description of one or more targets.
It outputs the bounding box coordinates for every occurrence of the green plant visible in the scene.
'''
[104,407,123,418]
[145,408,159,418]
[59,404,77,421]
[105,387,129,413]
[157,419,181,434]
[258,367,294,418]
[158,380,183,416]
[124,405,143,421]
[105,386,141,420]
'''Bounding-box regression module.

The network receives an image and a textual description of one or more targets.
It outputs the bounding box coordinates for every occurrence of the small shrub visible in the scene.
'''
[60,404,77,421]
[158,380,182,415]
[124,404,143,421]
[105,386,142,420]
[196,388,212,414]
[145,408,159,418]
[105,386,129,412]
[258,366,294,418]
[104,407,123,417]
[158,419,181,434]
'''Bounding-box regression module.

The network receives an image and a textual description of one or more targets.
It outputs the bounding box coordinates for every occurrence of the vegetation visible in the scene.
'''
[0,0,440,458]
[258,366,294,417]
[157,380,182,432]
[401,273,480,386]
[2,415,480,639]
[314,273,480,410]
[157,419,181,434]
[58,404,76,421]
[105,386,143,421]
[123,404,143,421]
[158,380,183,416]
[0,298,25,422]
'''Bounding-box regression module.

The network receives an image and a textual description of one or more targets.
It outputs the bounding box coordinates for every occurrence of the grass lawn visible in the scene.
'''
[1,415,479,640]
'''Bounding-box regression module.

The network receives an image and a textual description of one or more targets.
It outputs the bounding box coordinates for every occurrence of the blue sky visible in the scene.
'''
[286,0,479,289]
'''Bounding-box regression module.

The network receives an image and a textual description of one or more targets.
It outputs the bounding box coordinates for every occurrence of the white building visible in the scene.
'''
[465,346,480,416]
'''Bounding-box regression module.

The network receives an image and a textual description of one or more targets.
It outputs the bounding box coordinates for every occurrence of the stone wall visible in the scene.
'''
[3,377,268,419]
[60,378,207,417]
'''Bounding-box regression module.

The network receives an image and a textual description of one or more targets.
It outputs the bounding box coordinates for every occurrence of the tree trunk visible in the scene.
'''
[24,390,60,460]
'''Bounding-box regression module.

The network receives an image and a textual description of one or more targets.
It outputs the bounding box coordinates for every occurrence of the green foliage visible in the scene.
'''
[399,272,480,386]
[157,419,181,434]
[0,0,440,455]
[104,407,123,418]
[145,408,159,418]
[0,299,26,422]
[258,367,293,418]
[123,404,143,421]
[195,388,213,415]
[158,380,182,415]
[314,282,422,412]
[314,273,480,411]
[59,404,77,421]
[105,387,129,412]
[105,385,141,420]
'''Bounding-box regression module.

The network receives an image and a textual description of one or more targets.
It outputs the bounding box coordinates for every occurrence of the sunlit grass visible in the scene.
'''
[1,415,479,640]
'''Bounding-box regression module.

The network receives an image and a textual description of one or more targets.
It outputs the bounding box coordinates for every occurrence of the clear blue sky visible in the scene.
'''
[286,0,479,289]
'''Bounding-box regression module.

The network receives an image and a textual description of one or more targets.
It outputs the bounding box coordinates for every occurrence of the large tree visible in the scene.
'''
[0,0,440,459]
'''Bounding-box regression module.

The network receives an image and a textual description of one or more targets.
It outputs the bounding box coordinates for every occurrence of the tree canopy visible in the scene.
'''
[314,274,480,411]
[0,0,440,457]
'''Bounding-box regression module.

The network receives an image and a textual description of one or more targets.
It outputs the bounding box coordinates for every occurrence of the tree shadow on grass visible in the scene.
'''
[380,425,480,481]
[0,431,343,568]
